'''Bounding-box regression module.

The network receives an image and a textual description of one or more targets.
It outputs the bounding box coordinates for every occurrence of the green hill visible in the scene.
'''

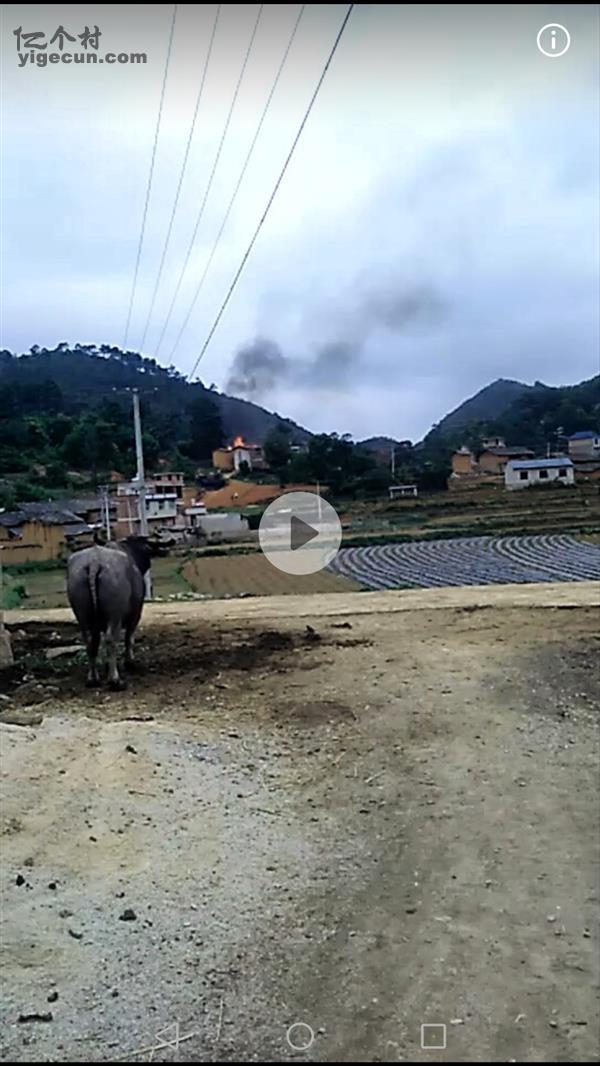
[430,378,534,436]
[0,344,311,497]
[424,376,600,455]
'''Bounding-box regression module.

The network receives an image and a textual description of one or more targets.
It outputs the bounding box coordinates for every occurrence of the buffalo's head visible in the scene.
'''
[119,535,170,574]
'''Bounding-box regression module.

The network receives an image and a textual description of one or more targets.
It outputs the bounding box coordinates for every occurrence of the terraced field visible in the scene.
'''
[330,533,600,589]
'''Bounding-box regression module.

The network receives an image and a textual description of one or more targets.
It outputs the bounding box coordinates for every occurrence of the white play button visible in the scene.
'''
[259,491,342,575]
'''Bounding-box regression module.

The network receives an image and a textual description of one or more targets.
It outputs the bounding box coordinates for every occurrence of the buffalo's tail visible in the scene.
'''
[87,558,101,615]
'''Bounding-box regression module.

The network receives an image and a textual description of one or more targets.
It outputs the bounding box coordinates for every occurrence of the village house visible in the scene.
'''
[477,443,534,475]
[565,430,600,482]
[197,512,250,540]
[211,447,234,472]
[505,457,575,491]
[151,471,185,498]
[480,436,506,450]
[568,430,600,461]
[63,497,117,532]
[388,484,418,499]
[450,436,534,486]
[0,512,68,564]
[145,489,178,523]
[212,437,266,473]
[0,495,114,563]
[451,446,478,478]
[182,499,207,530]
[114,472,183,538]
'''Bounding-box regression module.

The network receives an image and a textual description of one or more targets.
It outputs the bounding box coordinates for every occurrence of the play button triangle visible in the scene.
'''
[290,514,319,550]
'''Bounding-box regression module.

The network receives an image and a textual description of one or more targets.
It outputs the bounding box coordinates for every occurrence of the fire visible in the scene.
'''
[232,436,245,448]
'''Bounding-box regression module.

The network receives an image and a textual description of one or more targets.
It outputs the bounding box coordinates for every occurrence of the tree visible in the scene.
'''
[0,483,16,509]
[183,394,223,461]
[45,460,69,486]
[287,449,312,483]
[264,426,292,485]
[304,433,356,492]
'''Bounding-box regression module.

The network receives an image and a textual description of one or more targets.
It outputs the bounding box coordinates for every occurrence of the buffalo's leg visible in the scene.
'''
[85,629,101,688]
[106,623,126,691]
[124,627,136,671]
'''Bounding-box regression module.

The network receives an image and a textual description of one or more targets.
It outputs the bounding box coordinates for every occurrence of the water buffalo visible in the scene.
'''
[67,536,159,690]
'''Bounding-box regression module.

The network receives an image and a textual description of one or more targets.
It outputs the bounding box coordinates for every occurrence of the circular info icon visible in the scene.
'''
[259,492,342,576]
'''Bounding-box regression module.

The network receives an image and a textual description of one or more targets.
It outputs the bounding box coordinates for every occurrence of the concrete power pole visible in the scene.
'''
[390,444,396,479]
[132,390,148,537]
[100,485,111,541]
[132,390,152,600]
[0,547,14,668]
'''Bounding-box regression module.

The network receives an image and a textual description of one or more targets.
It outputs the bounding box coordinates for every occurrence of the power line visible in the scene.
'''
[185,3,355,382]
[123,4,178,349]
[153,4,264,358]
[138,4,222,354]
[166,4,306,364]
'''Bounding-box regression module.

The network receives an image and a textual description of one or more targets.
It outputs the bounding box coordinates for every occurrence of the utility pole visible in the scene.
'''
[100,485,111,541]
[390,444,396,479]
[132,390,148,537]
[0,547,14,668]
[132,389,152,600]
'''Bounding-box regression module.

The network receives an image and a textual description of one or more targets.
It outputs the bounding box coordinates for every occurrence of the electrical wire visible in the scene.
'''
[153,4,264,357]
[138,4,222,353]
[123,4,178,349]
[166,4,306,364]
[184,3,355,381]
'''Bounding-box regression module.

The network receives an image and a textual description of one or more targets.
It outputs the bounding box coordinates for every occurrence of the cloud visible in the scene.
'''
[2,4,598,441]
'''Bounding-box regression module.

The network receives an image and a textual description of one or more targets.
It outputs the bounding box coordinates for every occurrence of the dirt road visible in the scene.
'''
[1,584,598,1062]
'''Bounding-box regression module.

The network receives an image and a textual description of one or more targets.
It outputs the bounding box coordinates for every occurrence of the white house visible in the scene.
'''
[183,500,207,529]
[505,457,575,491]
[232,442,265,472]
[115,481,179,534]
[145,492,178,523]
[198,512,249,539]
[389,484,418,499]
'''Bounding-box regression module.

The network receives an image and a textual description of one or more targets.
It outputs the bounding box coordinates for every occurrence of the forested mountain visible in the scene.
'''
[0,344,310,489]
[1,342,597,505]
[429,379,534,437]
[424,375,600,456]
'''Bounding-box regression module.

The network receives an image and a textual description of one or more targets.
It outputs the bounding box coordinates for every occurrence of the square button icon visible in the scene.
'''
[421,1023,446,1050]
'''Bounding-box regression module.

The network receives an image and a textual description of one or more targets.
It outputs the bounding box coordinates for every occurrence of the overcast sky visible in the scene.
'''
[2,3,599,440]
